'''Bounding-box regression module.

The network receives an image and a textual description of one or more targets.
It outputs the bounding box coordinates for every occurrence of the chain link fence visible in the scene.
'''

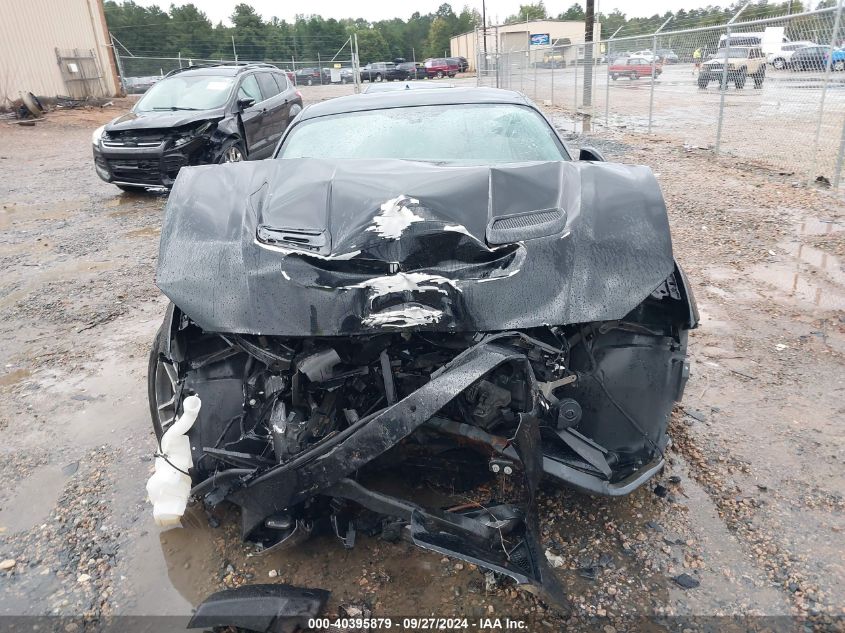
[112,37,360,93]
[478,5,845,187]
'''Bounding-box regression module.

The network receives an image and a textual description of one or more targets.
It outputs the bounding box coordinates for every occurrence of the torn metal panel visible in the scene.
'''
[157,158,674,336]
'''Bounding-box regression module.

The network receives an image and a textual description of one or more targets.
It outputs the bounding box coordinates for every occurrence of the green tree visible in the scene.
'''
[559,3,585,21]
[426,16,453,57]
[353,28,390,63]
[504,1,548,24]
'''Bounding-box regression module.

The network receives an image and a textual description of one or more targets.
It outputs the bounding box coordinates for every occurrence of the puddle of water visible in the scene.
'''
[0,464,68,534]
[126,226,161,239]
[752,218,845,311]
[0,368,31,387]
[0,201,85,230]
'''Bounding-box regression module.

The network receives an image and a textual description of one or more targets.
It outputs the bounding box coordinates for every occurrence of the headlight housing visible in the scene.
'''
[92,125,105,147]
[173,121,213,148]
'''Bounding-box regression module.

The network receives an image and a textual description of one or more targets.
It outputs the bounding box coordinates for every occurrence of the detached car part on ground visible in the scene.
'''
[92,63,302,191]
[147,88,698,625]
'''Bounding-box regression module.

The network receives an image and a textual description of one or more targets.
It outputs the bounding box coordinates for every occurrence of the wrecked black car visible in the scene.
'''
[93,63,302,191]
[147,87,698,610]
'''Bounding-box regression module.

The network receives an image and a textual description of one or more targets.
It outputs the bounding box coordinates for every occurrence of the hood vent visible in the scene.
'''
[486,208,566,245]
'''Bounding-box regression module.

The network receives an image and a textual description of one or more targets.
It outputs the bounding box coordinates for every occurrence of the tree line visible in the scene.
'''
[104,0,840,66]
[104,1,479,64]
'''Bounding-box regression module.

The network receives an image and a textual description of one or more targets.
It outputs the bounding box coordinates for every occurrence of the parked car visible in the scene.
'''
[698,46,766,88]
[655,49,679,64]
[294,67,325,86]
[397,61,427,79]
[767,41,815,69]
[424,57,459,78]
[92,63,302,190]
[608,56,662,80]
[788,45,845,71]
[320,67,355,84]
[123,75,161,94]
[360,62,408,82]
[630,49,656,62]
[448,56,469,72]
[150,86,697,616]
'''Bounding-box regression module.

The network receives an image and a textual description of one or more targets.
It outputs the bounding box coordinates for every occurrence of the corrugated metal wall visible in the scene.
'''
[0,0,118,106]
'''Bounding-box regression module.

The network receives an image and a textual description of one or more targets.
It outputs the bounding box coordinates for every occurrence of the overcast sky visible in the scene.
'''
[133,0,714,25]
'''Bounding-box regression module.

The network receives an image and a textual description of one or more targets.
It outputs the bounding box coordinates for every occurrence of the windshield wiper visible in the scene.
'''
[151,106,202,111]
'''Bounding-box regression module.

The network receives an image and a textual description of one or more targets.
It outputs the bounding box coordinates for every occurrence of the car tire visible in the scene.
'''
[216,139,246,164]
[306,77,314,86]
[436,71,444,79]
[834,60,845,72]
[754,66,765,88]
[611,73,618,80]
[448,73,456,78]
[147,318,174,443]
[375,74,383,82]
[773,57,786,70]
[632,72,639,80]
[697,76,709,89]
[734,68,746,89]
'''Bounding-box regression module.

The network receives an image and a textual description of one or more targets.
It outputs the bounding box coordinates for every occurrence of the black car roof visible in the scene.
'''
[299,87,532,121]
[166,64,281,78]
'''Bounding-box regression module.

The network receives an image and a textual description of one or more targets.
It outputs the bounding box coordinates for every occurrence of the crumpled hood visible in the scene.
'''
[106,107,225,132]
[157,158,675,335]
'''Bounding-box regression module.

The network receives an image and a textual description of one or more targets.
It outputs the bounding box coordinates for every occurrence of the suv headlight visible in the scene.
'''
[92,125,105,147]
[173,121,213,148]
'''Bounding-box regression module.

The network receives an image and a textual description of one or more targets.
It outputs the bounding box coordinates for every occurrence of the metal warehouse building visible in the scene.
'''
[451,20,601,71]
[0,0,120,108]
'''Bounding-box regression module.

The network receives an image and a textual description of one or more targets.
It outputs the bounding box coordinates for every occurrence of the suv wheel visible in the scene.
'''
[772,57,786,70]
[306,77,314,86]
[697,75,709,88]
[753,66,766,88]
[834,60,845,72]
[435,71,444,79]
[734,68,747,89]
[217,140,245,164]
[375,74,383,82]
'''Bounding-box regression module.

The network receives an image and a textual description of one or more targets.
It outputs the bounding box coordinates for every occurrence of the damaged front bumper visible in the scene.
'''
[150,280,692,608]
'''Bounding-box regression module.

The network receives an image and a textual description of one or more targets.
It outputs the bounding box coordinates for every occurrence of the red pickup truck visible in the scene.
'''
[609,56,662,80]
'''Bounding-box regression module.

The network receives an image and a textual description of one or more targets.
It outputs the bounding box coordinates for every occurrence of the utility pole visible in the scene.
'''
[231,35,237,63]
[481,0,487,70]
[582,0,595,107]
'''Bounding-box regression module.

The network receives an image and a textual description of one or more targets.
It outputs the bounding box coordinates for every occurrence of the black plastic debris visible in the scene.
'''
[673,573,701,589]
[187,584,329,633]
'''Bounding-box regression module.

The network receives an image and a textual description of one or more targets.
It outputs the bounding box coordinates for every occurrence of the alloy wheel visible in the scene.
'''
[224,146,243,163]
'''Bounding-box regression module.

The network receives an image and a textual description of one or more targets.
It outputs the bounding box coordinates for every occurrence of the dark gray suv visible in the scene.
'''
[92,63,302,190]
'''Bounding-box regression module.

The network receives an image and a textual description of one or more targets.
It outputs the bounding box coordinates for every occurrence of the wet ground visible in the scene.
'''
[0,95,843,632]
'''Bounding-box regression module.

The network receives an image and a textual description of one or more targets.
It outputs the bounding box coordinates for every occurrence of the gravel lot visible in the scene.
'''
[0,87,843,631]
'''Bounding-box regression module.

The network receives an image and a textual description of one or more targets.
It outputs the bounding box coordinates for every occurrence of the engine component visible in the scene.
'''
[556,398,582,429]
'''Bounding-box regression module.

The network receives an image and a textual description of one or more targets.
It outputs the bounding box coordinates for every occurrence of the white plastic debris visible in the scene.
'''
[146,395,201,527]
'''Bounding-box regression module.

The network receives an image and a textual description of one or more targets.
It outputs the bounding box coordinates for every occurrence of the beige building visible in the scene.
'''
[451,20,602,71]
[0,0,120,108]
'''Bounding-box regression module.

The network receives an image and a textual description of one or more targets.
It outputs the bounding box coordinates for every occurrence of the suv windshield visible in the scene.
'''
[135,75,234,112]
[717,48,750,58]
[277,104,567,163]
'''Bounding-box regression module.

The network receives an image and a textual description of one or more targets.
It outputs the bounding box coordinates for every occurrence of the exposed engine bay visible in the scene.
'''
[149,157,698,609]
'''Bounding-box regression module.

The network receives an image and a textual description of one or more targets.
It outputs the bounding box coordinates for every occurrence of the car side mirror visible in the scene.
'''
[237,97,255,110]
[579,146,606,162]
